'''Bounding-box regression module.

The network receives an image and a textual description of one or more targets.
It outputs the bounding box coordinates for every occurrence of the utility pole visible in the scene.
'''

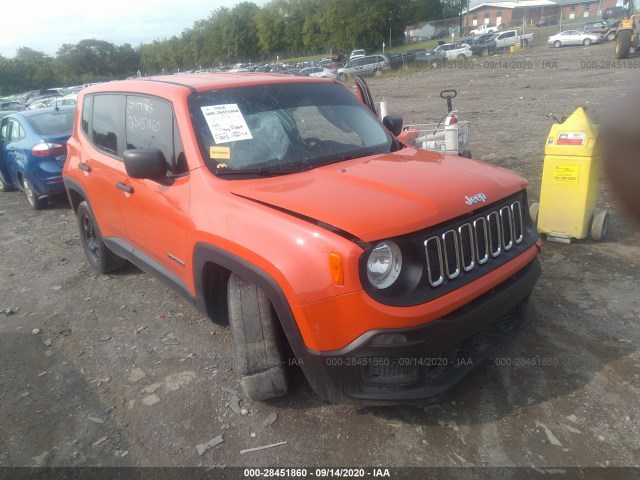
[389,11,392,50]
[559,0,564,31]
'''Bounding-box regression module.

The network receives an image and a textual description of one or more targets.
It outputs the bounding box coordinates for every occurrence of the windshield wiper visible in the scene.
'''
[215,165,309,177]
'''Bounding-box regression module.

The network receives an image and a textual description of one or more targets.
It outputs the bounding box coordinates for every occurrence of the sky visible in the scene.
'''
[2,0,266,58]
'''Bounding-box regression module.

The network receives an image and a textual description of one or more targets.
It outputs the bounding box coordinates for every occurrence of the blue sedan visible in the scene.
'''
[0,106,75,209]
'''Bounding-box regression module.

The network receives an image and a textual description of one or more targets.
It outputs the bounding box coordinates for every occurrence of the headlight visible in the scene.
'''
[366,241,402,289]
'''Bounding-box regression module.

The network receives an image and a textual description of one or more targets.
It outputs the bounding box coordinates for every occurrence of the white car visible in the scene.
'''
[470,24,500,36]
[349,49,366,60]
[434,43,473,60]
[299,67,338,80]
[547,30,603,47]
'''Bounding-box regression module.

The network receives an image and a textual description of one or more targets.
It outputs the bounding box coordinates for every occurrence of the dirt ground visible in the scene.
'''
[1,43,639,474]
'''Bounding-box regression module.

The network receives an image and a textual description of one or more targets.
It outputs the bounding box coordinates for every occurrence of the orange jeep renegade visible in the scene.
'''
[63,74,541,404]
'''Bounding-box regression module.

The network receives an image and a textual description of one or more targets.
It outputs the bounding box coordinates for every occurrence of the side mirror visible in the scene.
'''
[123,148,167,179]
[383,114,404,136]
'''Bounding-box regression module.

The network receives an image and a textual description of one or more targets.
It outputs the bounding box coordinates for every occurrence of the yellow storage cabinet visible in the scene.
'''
[532,107,609,243]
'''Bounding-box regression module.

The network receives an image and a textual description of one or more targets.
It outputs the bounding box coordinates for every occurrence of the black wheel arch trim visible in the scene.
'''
[192,242,331,393]
[193,242,304,342]
[64,178,197,309]
[63,177,90,213]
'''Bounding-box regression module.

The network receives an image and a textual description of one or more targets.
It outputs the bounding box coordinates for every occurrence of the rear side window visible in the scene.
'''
[82,96,92,136]
[7,118,26,142]
[92,94,124,156]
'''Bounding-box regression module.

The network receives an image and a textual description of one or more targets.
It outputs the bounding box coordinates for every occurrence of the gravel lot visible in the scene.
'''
[1,42,639,473]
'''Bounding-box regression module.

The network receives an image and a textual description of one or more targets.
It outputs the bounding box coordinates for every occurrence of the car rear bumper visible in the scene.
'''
[30,160,65,196]
[293,257,540,404]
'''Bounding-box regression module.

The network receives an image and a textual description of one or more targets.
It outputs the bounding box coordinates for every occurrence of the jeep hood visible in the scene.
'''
[229,149,528,242]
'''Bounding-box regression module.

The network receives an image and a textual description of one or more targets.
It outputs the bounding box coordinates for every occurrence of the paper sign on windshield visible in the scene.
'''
[201,104,253,144]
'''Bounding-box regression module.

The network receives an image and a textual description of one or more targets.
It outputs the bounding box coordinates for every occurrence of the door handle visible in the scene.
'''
[78,162,91,172]
[116,182,133,194]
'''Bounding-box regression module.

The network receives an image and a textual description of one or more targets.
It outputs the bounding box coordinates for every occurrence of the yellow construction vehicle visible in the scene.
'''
[615,1,640,59]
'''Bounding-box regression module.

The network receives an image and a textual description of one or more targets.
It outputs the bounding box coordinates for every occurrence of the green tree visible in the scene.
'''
[255,3,288,56]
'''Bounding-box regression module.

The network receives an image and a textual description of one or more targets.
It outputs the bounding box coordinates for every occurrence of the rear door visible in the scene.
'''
[78,93,128,239]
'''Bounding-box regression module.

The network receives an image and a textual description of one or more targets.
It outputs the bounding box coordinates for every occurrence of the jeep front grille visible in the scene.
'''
[360,191,538,307]
[424,200,524,287]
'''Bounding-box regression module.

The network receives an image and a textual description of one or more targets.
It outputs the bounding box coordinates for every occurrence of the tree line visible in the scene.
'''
[1,0,464,96]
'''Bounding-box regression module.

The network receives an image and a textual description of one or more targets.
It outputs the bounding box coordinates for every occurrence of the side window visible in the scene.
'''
[174,117,187,174]
[505,31,515,39]
[126,96,186,174]
[0,119,8,140]
[92,94,124,157]
[7,119,25,142]
[81,95,92,136]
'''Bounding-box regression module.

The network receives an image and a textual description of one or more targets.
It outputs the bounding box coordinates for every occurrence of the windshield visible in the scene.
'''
[189,82,394,178]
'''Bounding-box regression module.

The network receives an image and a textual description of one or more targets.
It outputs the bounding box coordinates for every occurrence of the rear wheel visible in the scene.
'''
[77,201,126,273]
[554,40,561,48]
[0,170,14,192]
[227,273,288,401]
[583,38,592,46]
[616,29,631,59]
[22,177,47,210]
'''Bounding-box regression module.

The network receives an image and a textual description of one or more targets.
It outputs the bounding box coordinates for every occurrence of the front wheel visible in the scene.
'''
[554,40,561,48]
[615,29,632,59]
[77,201,126,273]
[22,177,47,210]
[590,209,609,242]
[606,31,616,41]
[373,68,382,77]
[583,38,592,46]
[227,273,288,401]
[529,202,540,227]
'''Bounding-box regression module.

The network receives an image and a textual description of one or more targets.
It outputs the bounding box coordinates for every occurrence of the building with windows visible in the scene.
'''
[464,0,619,30]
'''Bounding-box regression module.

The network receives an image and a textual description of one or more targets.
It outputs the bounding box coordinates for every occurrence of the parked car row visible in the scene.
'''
[0,106,75,208]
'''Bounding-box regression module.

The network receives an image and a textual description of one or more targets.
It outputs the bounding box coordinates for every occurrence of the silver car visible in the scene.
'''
[337,55,390,80]
[547,30,603,47]
[299,67,338,80]
[433,43,473,60]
